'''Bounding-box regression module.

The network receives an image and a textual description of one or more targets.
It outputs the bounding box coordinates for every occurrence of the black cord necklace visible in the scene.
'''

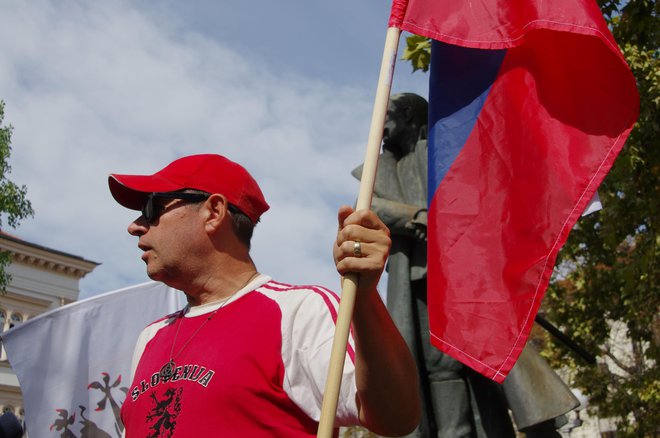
[159,273,258,379]
[159,306,221,379]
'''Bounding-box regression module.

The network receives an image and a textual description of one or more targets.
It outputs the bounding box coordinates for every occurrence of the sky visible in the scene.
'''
[0,0,428,299]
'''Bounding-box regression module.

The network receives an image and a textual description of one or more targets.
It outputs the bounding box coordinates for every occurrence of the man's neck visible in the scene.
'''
[182,264,260,306]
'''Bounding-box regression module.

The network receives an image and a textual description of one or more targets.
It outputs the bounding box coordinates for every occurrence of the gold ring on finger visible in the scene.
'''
[353,241,362,257]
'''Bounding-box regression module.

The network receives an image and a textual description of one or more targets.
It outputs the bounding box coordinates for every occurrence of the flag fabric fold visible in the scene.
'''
[389,0,639,382]
[2,282,186,437]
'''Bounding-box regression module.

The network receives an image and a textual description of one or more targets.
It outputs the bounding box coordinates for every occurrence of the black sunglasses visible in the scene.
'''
[141,192,210,224]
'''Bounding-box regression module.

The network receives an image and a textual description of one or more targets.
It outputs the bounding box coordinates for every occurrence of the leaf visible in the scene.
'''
[401,34,431,73]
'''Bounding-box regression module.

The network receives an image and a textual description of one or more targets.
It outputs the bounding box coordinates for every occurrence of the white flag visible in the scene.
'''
[2,282,186,438]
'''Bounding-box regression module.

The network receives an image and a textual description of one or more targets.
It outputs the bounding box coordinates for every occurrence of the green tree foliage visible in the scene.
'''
[0,101,35,290]
[544,2,659,436]
[401,1,659,435]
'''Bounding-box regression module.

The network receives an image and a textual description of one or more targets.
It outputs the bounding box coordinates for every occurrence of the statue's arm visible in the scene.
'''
[371,196,427,240]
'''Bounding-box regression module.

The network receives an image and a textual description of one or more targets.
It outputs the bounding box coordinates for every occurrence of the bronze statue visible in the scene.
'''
[353,93,578,437]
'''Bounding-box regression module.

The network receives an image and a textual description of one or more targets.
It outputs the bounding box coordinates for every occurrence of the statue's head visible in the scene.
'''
[382,93,428,158]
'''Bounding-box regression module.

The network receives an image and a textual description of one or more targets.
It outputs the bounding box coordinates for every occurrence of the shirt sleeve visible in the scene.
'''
[279,287,360,426]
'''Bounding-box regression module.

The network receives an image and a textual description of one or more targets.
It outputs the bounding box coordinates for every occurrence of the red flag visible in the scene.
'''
[390,0,639,381]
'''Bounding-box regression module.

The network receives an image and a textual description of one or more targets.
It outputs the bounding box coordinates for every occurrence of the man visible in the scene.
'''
[108,153,420,437]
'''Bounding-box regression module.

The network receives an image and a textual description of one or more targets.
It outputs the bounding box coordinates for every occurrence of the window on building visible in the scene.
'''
[9,313,23,329]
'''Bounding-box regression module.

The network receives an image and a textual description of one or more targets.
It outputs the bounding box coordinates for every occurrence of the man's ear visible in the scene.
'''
[204,194,230,233]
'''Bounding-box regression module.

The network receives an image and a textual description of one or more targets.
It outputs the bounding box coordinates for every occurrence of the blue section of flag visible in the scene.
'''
[427,41,506,204]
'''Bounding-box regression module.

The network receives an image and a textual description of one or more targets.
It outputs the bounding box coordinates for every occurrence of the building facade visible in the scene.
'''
[0,232,98,430]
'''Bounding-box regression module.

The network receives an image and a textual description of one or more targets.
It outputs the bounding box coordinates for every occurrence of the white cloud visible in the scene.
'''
[0,0,418,298]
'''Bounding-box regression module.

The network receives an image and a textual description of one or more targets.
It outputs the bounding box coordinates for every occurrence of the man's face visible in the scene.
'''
[128,197,206,287]
[382,99,415,156]
[382,101,404,145]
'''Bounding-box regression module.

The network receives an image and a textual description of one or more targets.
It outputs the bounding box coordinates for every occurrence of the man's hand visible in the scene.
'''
[333,205,391,295]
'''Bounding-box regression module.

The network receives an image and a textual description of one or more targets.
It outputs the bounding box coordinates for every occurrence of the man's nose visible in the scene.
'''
[128,216,148,236]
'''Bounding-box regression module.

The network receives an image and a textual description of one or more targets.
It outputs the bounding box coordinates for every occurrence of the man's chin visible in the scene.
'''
[145,268,163,282]
[146,270,179,290]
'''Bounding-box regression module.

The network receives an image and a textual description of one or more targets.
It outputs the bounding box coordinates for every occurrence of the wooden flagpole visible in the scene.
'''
[316,25,402,438]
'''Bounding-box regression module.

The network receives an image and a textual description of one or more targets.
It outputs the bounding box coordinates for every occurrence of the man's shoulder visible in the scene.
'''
[151,310,180,324]
[255,280,341,312]
[140,311,178,332]
[257,280,338,299]
[255,281,344,346]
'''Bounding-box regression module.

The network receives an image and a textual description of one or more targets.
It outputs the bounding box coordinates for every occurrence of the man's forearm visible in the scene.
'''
[352,289,421,436]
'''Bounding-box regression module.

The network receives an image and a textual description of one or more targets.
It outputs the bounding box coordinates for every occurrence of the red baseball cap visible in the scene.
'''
[109,154,269,223]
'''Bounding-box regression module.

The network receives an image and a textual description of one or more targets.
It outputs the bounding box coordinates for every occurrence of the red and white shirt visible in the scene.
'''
[121,275,359,437]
